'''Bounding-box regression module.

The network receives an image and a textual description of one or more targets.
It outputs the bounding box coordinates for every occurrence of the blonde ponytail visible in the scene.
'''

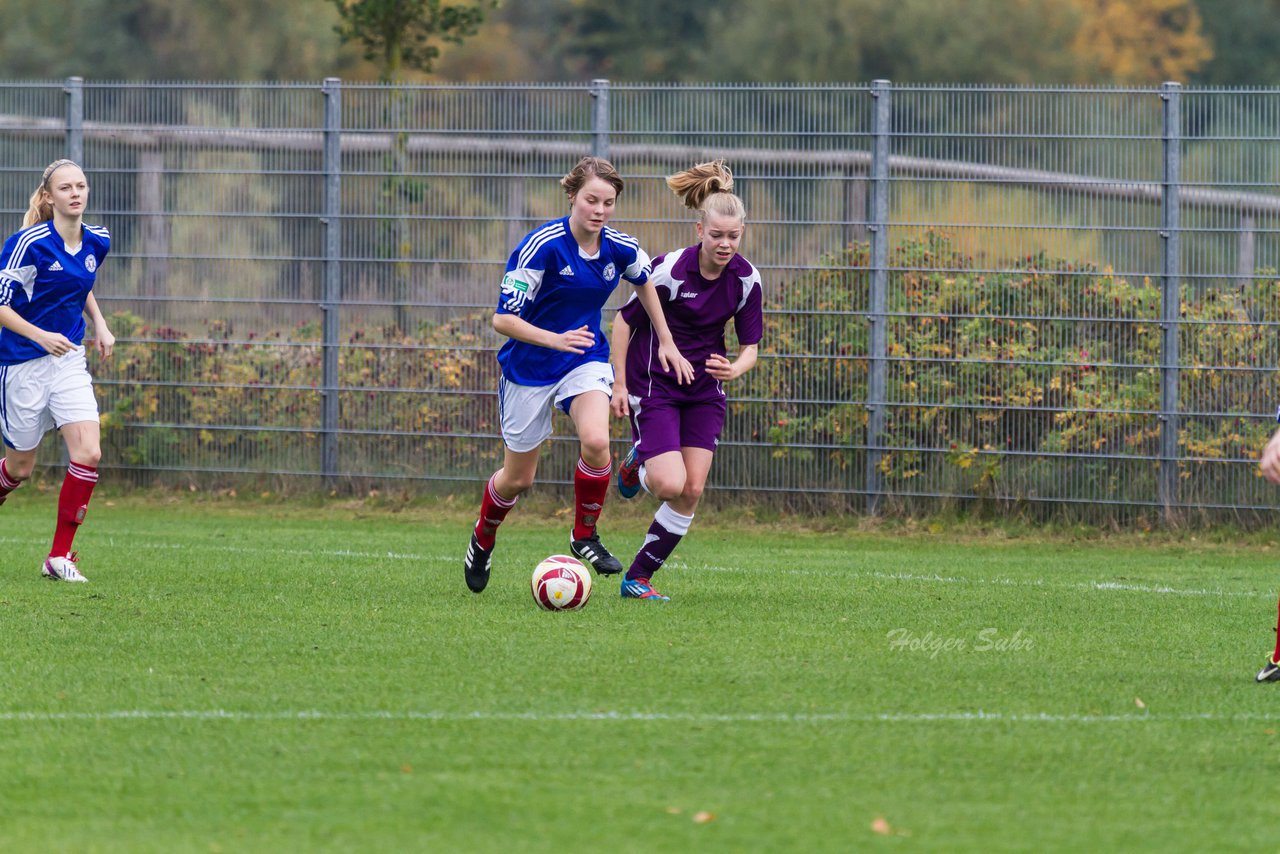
[665,160,746,222]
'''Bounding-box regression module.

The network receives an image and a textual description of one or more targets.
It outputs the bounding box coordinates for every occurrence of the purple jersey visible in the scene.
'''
[619,245,763,401]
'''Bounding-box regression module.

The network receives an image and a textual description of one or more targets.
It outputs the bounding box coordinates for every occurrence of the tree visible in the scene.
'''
[0,0,363,80]
[1069,0,1212,84]
[328,1,498,332]
[698,0,1082,85]
[1190,0,1280,85]
[329,0,497,81]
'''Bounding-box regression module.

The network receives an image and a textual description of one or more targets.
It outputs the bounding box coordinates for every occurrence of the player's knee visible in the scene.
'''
[6,458,35,480]
[578,434,610,463]
[75,447,102,468]
[504,472,535,494]
[649,474,685,502]
[682,480,705,504]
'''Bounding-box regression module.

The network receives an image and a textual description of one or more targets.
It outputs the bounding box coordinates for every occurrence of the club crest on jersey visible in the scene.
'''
[85,255,97,273]
[602,262,616,282]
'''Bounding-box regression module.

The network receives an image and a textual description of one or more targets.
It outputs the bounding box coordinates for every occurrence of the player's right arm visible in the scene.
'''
[609,311,633,418]
[0,306,74,356]
[0,243,74,356]
[492,232,595,354]
[492,312,594,354]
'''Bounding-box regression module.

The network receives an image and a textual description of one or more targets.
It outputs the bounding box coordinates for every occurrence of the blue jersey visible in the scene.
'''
[496,216,651,386]
[0,221,110,365]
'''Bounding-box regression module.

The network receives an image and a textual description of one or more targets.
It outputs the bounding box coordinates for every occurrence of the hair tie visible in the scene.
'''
[41,159,78,186]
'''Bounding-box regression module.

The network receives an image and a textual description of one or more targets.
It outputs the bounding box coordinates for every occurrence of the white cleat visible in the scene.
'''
[42,555,88,583]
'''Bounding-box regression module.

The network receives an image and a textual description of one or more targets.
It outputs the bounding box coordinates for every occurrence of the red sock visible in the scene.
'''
[1272,593,1280,664]
[573,457,611,541]
[0,458,21,498]
[50,462,97,558]
[473,473,517,550]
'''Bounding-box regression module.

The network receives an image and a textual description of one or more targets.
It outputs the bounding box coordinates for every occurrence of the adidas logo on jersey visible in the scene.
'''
[559,265,574,276]
[48,261,63,272]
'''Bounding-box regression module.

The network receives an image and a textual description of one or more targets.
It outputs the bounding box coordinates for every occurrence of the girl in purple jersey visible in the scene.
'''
[463,156,692,594]
[0,160,115,583]
[1256,426,1280,680]
[610,160,764,601]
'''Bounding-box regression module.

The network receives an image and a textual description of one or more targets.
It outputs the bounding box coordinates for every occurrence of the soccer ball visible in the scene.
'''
[531,555,592,611]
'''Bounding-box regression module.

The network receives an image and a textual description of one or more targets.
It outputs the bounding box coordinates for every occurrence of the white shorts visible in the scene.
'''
[0,346,100,452]
[499,360,614,453]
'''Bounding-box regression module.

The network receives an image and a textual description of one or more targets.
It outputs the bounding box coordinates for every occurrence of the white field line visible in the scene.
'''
[0,536,1267,598]
[2,709,1280,724]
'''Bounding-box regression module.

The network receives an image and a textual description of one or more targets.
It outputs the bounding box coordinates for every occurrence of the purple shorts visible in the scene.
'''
[627,395,726,463]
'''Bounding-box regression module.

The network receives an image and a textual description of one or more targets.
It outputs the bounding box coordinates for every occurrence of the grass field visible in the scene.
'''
[4,492,1280,852]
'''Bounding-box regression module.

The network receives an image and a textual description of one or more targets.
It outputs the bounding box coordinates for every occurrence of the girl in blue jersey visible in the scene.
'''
[464,156,692,593]
[0,160,115,583]
[610,161,763,601]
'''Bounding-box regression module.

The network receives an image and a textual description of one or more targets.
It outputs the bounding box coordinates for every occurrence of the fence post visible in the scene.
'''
[322,78,342,486]
[865,79,891,514]
[64,76,83,165]
[1238,213,1256,285]
[590,79,610,159]
[1159,82,1182,520]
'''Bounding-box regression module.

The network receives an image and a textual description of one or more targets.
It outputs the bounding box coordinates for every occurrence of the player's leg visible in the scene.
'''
[47,420,100,573]
[475,445,539,549]
[1258,594,1280,682]
[0,448,38,505]
[41,349,99,582]
[465,376,552,593]
[0,359,51,506]
[616,393,643,499]
[622,399,724,601]
[621,448,711,602]
[565,386,624,575]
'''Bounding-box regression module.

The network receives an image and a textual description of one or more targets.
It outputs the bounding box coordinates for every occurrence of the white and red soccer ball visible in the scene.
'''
[531,555,592,611]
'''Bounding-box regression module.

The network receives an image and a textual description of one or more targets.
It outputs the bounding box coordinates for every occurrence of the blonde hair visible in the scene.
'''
[666,160,746,222]
[561,156,624,199]
[24,159,81,228]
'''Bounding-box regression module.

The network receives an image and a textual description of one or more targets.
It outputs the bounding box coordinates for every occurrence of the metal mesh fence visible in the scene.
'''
[2,78,1278,517]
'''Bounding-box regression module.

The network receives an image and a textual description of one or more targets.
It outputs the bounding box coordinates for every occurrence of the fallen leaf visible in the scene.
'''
[871,817,892,835]
[692,811,716,824]
[401,764,412,774]
[1135,697,1146,709]
[665,807,682,815]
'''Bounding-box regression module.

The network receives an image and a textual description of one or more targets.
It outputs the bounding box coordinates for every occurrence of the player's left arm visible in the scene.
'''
[706,269,763,382]
[83,292,114,359]
[705,344,757,382]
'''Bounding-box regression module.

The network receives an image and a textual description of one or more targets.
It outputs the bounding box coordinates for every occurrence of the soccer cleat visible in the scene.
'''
[616,446,641,499]
[1257,657,1280,683]
[464,531,493,593]
[42,553,87,583]
[620,577,669,601]
[570,532,624,575]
